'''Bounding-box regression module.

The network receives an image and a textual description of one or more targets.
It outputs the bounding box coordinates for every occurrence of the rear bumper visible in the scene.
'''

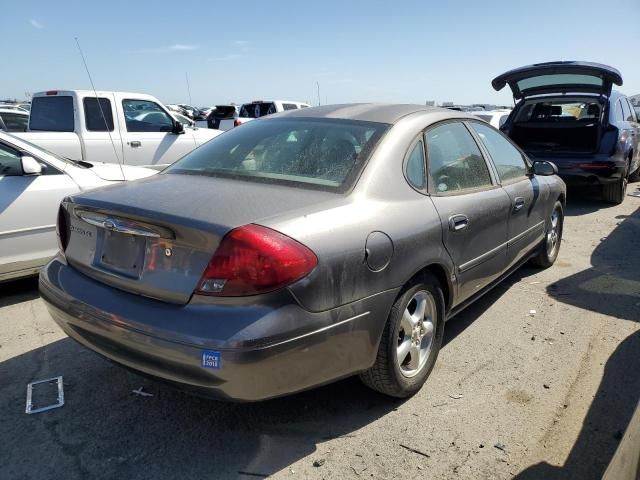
[39,256,397,401]
[528,153,626,186]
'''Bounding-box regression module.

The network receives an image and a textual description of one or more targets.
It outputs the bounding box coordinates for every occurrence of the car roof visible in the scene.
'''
[273,103,453,124]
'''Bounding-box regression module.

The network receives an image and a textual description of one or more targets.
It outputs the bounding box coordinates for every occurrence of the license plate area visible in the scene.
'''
[95,230,146,278]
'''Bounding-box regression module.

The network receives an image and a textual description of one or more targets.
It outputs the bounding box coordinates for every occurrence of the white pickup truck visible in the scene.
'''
[14,90,222,167]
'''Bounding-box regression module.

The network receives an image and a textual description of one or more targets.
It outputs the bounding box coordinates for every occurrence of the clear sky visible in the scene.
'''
[3,0,639,107]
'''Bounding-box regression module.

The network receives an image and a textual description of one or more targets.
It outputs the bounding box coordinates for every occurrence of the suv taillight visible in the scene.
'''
[196,224,317,296]
[56,206,68,253]
[234,119,242,127]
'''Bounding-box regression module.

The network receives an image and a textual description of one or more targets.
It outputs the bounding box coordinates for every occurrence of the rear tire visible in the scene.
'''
[360,275,445,398]
[531,201,563,268]
[602,166,628,204]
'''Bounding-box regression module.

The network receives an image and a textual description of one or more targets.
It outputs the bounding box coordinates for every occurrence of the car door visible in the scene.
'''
[119,99,195,167]
[0,141,79,279]
[622,98,640,175]
[425,121,512,303]
[468,121,547,270]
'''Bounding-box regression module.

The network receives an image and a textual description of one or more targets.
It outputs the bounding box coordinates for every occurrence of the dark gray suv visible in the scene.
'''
[493,61,640,203]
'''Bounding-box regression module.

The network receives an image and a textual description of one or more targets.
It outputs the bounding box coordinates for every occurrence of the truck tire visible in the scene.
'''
[360,275,445,398]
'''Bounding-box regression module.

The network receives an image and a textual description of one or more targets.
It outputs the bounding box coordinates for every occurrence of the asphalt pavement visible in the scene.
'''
[1,184,639,480]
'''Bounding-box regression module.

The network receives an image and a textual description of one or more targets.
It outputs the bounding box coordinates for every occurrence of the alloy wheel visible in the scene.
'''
[397,290,436,378]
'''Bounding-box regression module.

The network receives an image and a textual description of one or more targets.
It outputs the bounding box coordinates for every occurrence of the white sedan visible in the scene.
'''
[0,131,156,282]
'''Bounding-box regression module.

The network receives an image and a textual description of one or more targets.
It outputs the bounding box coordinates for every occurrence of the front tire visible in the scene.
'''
[531,200,563,268]
[360,275,445,398]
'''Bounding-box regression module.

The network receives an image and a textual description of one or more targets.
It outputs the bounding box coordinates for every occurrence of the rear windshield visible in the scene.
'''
[29,96,74,132]
[240,102,277,118]
[166,118,389,192]
[517,74,603,92]
[214,106,237,118]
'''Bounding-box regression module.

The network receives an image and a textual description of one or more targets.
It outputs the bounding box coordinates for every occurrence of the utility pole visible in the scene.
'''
[316,81,321,106]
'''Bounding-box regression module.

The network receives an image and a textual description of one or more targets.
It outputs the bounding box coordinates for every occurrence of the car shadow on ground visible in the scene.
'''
[514,206,640,479]
[0,276,39,307]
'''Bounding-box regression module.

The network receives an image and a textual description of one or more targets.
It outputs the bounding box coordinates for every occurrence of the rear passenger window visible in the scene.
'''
[614,101,624,122]
[469,122,528,182]
[425,122,492,194]
[282,103,298,111]
[405,140,426,189]
[621,99,633,121]
[83,97,114,131]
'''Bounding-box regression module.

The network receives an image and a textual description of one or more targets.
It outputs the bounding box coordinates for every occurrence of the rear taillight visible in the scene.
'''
[196,224,317,296]
[233,119,242,127]
[56,206,68,253]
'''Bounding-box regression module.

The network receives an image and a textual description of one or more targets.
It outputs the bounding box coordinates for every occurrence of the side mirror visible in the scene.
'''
[172,121,185,134]
[21,156,42,175]
[532,160,558,176]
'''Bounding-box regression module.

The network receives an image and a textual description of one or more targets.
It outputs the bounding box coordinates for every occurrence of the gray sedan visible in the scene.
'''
[40,104,566,401]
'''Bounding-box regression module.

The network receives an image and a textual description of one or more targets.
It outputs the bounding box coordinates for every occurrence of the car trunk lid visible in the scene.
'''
[492,61,623,99]
[61,173,338,304]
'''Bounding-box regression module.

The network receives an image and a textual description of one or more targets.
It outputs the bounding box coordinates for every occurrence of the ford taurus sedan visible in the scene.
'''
[40,104,566,401]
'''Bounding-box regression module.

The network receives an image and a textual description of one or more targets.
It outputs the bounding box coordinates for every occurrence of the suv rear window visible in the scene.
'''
[166,118,389,192]
[29,96,74,132]
[213,106,237,118]
[517,74,603,92]
[240,102,277,118]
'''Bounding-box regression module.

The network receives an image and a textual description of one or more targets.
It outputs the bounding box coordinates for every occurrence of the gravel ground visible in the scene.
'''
[1,184,639,480]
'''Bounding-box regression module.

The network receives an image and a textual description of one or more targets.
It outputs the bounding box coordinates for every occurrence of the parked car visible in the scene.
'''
[470,109,512,129]
[208,105,240,130]
[493,61,640,203]
[40,104,565,401]
[13,90,222,168]
[234,100,310,127]
[178,104,203,119]
[0,103,29,113]
[172,112,195,127]
[0,108,29,132]
[0,131,156,282]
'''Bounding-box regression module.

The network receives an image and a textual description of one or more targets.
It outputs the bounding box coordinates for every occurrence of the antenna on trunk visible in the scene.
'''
[74,37,125,179]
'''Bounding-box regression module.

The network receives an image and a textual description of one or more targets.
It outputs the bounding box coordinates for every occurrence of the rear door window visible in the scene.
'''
[29,96,75,132]
[122,99,174,132]
[83,97,114,131]
[469,122,528,183]
[620,99,633,121]
[240,102,277,118]
[614,100,624,122]
[425,122,493,194]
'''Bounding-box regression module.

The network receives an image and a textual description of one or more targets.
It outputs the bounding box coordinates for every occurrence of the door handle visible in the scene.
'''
[128,141,142,148]
[513,197,525,212]
[448,214,469,232]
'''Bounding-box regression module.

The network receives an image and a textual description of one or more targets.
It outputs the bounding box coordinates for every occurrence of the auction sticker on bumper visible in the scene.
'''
[201,351,221,369]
